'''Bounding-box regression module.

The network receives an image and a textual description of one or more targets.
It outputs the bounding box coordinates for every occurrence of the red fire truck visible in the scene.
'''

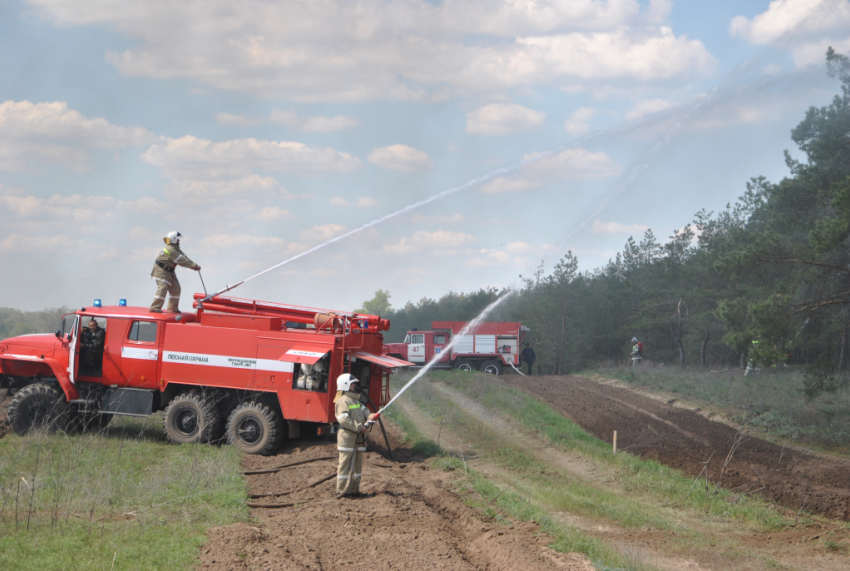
[383,321,527,375]
[0,295,412,455]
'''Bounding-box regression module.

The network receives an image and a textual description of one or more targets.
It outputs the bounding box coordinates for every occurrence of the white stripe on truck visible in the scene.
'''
[162,351,294,373]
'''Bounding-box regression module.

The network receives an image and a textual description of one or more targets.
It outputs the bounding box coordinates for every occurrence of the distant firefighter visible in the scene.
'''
[630,337,643,366]
[149,231,201,313]
[521,342,536,375]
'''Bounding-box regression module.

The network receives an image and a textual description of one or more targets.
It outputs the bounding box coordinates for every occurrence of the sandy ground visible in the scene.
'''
[198,420,594,571]
[503,375,850,521]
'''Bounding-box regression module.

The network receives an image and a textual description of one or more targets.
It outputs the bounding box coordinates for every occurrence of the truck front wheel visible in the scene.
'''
[8,383,70,435]
[481,360,503,375]
[163,392,222,445]
[455,360,476,372]
[226,402,282,456]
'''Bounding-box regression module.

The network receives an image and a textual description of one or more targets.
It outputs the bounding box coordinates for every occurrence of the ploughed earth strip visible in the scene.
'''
[199,421,593,571]
[503,375,850,521]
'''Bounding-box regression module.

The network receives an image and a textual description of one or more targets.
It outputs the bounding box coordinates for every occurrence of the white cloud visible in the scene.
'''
[270,109,359,132]
[250,206,294,222]
[383,230,477,255]
[164,175,283,199]
[0,186,115,227]
[29,1,715,101]
[0,233,86,253]
[367,144,433,172]
[466,241,556,267]
[201,233,286,250]
[591,220,649,234]
[729,0,850,66]
[141,135,362,179]
[478,177,541,194]
[215,112,262,126]
[466,103,546,136]
[563,106,597,135]
[0,100,154,171]
[626,98,676,122]
[524,148,620,180]
[298,224,347,243]
[330,196,380,208]
[410,213,464,224]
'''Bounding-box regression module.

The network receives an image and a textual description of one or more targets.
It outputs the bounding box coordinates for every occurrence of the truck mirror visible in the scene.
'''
[54,329,61,339]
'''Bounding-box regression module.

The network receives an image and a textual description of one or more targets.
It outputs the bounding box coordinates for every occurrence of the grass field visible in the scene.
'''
[387,370,806,570]
[590,365,850,453]
[0,414,248,571]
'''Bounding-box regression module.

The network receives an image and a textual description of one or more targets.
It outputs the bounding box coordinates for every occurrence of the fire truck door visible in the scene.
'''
[121,320,160,389]
[63,315,80,384]
[432,333,449,363]
[255,346,292,418]
[408,333,425,364]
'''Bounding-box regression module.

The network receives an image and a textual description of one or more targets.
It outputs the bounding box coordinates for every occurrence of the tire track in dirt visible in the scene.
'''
[504,375,850,521]
[199,423,594,571]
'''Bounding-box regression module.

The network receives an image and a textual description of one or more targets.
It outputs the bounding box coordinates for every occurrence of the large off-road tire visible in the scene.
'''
[455,360,476,372]
[481,360,503,375]
[226,402,283,456]
[8,383,71,435]
[163,392,222,445]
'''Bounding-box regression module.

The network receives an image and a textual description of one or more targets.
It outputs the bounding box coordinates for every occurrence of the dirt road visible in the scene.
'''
[199,421,594,571]
[504,375,850,521]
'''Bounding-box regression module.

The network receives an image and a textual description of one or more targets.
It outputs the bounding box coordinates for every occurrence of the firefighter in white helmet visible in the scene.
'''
[334,373,378,498]
[149,231,201,313]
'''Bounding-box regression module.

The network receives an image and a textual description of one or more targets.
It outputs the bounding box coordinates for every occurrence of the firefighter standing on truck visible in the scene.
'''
[334,374,378,498]
[149,231,201,313]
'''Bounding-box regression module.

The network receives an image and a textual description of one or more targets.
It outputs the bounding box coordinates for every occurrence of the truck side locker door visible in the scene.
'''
[255,346,293,419]
[121,320,160,389]
[408,333,425,363]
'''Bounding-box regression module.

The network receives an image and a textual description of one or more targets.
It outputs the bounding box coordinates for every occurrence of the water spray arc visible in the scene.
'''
[372,279,521,418]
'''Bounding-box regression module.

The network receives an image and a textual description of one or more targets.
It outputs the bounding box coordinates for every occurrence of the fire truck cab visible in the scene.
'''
[0,295,412,455]
[383,320,527,375]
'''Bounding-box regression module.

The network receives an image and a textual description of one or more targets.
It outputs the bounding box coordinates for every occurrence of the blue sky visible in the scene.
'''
[1,0,849,312]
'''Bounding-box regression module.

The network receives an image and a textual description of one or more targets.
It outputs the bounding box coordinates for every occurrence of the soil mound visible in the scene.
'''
[504,375,850,521]
[199,424,593,570]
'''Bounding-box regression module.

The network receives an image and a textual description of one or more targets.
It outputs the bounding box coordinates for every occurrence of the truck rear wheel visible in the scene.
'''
[8,383,70,435]
[481,360,503,375]
[455,360,476,372]
[163,392,222,445]
[226,402,282,456]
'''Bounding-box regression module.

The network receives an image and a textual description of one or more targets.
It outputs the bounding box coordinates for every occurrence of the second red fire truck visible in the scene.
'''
[383,320,528,375]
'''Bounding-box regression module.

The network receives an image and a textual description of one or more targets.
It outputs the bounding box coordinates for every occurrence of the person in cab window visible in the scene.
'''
[149,231,201,313]
[80,318,105,371]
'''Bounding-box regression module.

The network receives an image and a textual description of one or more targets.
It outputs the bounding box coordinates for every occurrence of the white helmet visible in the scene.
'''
[164,231,182,245]
[632,337,638,343]
[337,373,359,392]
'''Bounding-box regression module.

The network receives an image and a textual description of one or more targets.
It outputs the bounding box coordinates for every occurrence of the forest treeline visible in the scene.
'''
[360,49,850,398]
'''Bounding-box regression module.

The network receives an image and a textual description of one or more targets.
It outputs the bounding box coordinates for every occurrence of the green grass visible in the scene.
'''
[412,370,789,531]
[0,414,248,571]
[384,401,649,571]
[589,366,850,453]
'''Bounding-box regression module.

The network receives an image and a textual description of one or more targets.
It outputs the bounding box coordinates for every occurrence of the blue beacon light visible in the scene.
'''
[119,299,127,307]
[93,299,102,307]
